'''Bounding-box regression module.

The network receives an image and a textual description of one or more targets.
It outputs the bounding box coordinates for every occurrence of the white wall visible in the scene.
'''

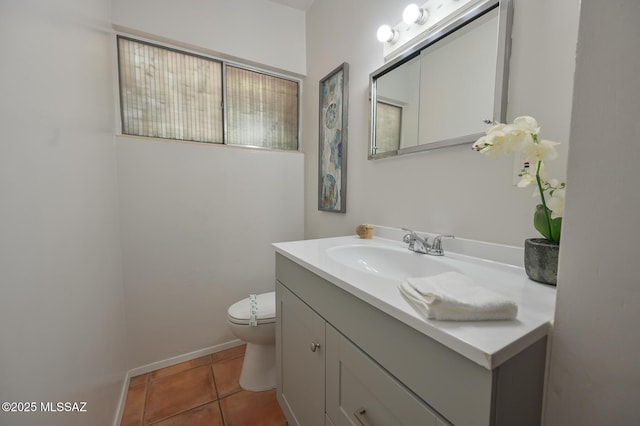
[544,0,640,423]
[117,138,304,367]
[303,0,579,247]
[0,1,127,425]
[111,0,306,369]
[111,0,307,75]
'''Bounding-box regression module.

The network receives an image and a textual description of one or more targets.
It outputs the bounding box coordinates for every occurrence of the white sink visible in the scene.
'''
[326,244,460,280]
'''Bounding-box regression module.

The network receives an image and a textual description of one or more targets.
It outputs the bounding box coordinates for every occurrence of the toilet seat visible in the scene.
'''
[227,292,276,325]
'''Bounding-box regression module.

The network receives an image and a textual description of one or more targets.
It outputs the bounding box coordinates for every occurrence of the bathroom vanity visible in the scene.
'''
[273,234,556,426]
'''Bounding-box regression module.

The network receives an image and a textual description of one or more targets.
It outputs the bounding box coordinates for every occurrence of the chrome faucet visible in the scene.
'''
[401,228,429,254]
[402,228,455,256]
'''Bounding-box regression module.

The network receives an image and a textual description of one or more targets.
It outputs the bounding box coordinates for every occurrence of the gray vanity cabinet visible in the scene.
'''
[276,282,325,426]
[275,253,547,426]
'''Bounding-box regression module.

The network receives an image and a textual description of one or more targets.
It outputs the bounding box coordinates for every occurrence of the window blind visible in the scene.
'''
[375,101,402,152]
[117,37,224,143]
[226,66,299,150]
[117,36,299,151]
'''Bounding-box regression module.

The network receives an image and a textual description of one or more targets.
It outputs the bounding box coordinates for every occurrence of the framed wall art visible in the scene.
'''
[318,62,349,213]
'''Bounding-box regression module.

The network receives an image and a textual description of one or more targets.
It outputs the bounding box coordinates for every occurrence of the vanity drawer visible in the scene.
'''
[326,324,449,426]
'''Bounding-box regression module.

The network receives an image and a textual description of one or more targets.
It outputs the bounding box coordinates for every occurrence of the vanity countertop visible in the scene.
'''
[273,235,557,370]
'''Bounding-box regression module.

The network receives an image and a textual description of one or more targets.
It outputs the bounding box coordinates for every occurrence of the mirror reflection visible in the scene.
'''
[370,0,512,159]
[374,56,420,155]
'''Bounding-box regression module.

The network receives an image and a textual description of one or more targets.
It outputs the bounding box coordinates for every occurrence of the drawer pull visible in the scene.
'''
[354,407,371,426]
[310,342,321,352]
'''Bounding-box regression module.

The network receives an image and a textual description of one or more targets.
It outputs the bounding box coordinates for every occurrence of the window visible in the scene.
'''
[117,36,299,150]
[226,66,299,150]
[374,101,402,153]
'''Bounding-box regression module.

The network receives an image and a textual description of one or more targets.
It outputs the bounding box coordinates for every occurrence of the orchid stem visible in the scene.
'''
[535,159,553,239]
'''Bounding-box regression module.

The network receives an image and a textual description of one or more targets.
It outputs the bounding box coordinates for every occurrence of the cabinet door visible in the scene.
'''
[276,282,326,426]
[326,325,447,426]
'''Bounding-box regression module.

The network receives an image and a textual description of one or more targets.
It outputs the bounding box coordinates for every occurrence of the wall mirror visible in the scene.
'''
[369,0,513,159]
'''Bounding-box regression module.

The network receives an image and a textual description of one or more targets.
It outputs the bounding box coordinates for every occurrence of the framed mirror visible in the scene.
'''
[369,0,513,159]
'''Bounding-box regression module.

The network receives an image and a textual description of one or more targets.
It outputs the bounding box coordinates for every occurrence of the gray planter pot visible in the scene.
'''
[524,238,559,286]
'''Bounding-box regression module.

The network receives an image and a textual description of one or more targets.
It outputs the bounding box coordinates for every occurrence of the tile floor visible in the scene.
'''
[120,345,287,425]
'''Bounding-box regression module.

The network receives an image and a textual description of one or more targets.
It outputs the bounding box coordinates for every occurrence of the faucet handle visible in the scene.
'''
[401,228,429,254]
[428,234,455,256]
[401,228,416,243]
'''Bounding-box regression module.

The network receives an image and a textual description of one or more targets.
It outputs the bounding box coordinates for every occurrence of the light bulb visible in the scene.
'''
[376,25,398,43]
[403,4,428,25]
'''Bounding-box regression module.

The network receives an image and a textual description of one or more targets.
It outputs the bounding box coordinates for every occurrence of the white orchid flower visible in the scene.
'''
[486,123,508,134]
[517,172,536,188]
[547,188,566,219]
[472,116,566,242]
[512,116,540,134]
[472,131,511,157]
[471,134,491,151]
[521,138,559,163]
[474,124,526,157]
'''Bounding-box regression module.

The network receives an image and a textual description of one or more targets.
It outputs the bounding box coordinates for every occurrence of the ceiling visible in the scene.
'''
[266,0,315,11]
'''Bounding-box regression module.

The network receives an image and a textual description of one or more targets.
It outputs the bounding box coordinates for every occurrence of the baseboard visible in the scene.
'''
[127,339,244,377]
[113,371,132,426]
[112,339,244,426]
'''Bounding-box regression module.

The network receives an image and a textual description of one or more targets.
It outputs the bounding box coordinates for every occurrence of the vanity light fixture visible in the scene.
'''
[376,25,399,44]
[403,4,429,25]
[377,0,491,61]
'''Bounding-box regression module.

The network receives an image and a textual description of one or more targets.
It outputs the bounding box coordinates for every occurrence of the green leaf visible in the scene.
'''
[533,205,551,240]
[533,204,562,242]
[550,216,562,242]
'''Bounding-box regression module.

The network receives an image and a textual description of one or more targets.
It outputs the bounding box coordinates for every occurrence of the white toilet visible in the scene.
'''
[226,291,276,391]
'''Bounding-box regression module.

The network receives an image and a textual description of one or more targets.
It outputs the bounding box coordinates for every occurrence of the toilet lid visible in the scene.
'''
[228,291,276,324]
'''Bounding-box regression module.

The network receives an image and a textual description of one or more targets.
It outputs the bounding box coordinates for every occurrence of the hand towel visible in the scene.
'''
[399,271,518,321]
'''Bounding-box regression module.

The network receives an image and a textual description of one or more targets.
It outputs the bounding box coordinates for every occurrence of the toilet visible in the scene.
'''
[226,291,276,391]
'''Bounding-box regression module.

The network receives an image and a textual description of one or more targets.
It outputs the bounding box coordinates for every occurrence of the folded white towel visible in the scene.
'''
[399,271,518,321]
